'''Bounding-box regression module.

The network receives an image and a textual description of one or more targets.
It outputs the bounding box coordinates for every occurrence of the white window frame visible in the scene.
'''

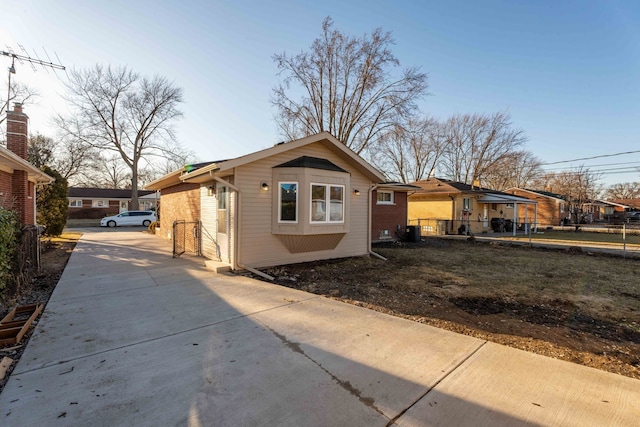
[463,197,472,211]
[92,199,109,208]
[69,199,82,208]
[310,183,345,224]
[278,182,298,223]
[377,190,394,205]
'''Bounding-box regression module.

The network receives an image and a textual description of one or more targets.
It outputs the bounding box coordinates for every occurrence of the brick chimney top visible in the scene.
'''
[13,102,23,114]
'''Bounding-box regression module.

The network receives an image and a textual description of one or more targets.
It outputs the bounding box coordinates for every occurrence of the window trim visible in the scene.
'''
[463,197,472,211]
[376,190,394,205]
[92,199,109,208]
[278,181,298,223]
[69,199,82,208]
[310,182,345,224]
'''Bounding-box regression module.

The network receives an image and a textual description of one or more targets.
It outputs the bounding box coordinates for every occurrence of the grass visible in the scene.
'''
[367,240,640,323]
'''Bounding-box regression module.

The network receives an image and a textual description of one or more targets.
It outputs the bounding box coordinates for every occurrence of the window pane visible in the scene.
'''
[311,185,326,222]
[330,186,343,221]
[280,183,297,222]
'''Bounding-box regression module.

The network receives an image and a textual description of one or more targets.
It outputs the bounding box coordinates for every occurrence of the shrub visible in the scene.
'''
[36,166,68,236]
[0,209,20,293]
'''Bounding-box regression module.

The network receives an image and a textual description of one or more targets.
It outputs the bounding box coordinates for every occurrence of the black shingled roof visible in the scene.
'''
[274,156,348,173]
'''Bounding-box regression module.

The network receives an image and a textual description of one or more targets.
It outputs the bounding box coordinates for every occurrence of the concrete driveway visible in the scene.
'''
[0,230,638,426]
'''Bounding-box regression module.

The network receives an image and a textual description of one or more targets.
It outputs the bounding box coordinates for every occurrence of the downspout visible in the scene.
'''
[449,195,455,235]
[368,184,387,261]
[513,202,518,237]
[209,171,275,281]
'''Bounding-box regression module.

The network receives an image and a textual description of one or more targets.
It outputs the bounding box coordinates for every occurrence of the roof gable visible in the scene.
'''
[147,132,385,189]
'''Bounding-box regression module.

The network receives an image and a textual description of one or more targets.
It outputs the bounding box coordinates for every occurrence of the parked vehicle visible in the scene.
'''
[627,212,640,222]
[100,211,156,227]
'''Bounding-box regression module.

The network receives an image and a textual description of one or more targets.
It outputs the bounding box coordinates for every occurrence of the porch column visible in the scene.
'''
[513,203,517,236]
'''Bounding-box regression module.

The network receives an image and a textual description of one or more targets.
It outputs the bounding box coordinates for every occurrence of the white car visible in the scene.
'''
[100,210,157,227]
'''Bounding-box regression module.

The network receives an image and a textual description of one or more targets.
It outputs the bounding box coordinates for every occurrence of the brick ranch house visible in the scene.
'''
[67,187,157,220]
[1,103,53,225]
[146,132,397,273]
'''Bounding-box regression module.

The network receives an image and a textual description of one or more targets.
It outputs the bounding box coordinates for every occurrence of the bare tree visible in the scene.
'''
[371,116,443,182]
[532,167,603,223]
[437,112,527,186]
[481,150,542,191]
[272,17,428,154]
[1,81,38,144]
[55,65,183,209]
[27,133,57,168]
[603,182,640,200]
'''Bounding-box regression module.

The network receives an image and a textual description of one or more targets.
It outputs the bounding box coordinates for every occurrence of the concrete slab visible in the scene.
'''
[396,342,640,426]
[249,297,485,420]
[1,315,386,426]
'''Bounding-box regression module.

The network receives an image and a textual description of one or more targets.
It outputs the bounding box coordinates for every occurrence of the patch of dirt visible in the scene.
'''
[261,240,640,380]
[0,236,78,394]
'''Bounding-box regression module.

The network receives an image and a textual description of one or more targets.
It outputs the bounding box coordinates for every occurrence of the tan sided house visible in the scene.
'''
[146,132,386,272]
[408,178,537,236]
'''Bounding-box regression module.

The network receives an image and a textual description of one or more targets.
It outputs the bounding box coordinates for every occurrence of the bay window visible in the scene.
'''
[311,183,344,223]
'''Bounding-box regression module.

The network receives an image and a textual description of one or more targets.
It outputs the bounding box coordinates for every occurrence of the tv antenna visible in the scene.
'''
[2,46,65,115]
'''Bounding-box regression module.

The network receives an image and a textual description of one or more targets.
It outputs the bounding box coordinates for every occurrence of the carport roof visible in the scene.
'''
[476,193,537,204]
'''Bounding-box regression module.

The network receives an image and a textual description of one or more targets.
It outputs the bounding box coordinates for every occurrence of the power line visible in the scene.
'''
[540,149,640,166]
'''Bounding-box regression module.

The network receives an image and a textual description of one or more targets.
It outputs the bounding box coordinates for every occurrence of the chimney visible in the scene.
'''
[6,102,28,159]
[5,102,31,224]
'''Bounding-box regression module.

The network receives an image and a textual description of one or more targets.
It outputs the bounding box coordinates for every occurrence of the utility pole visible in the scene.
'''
[1,49,65,115]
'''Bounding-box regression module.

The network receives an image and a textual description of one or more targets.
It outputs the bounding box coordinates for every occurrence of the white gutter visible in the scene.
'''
[368,184,387,261]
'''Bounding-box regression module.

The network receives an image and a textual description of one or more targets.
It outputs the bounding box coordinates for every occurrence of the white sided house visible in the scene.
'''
[146,132,386,272]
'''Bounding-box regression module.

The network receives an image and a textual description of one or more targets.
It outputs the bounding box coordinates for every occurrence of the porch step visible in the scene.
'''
[204,260,232,274]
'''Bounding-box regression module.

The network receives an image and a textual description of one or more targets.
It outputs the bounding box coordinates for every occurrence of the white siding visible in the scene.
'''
[200,184,219,260]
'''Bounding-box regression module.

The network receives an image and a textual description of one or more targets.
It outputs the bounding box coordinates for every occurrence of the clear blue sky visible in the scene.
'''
[3,0,639,186]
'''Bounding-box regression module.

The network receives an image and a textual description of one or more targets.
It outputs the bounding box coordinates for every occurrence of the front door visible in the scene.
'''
[217,185,229,262]
[119,201,128,213]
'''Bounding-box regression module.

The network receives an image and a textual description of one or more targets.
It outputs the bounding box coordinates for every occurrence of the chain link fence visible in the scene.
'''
[409,217,640,254]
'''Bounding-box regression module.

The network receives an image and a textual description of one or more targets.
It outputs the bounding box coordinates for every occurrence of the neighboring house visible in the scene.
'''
[67,187,157,220]
[371,183,420,242]
[610,199,640,212]
[408,178,537,235]
[582,200,630,222]
[1,103,53,225]
[506,188,567,226]
[146,132,386,271]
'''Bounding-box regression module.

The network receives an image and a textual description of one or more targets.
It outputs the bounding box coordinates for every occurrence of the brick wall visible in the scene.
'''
[158,182,201,239]
[0,171,12,209]
[508,189,564,226]
[371,190,408,241]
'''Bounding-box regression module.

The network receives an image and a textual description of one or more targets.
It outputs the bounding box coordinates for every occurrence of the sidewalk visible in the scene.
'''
[0,230,638,426]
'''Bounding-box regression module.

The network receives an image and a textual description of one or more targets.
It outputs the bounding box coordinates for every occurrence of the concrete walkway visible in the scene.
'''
[0,230,638,426]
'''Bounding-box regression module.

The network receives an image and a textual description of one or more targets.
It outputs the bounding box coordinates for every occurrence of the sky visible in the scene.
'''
[2,0,639,186]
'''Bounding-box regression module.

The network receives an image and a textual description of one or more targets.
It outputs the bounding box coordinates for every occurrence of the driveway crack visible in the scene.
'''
[265,325,386,419]
[385,340,488,426]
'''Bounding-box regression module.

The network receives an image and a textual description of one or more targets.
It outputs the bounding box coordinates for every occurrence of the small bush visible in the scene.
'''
[36,166,68,237]
[0,209,20,293]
